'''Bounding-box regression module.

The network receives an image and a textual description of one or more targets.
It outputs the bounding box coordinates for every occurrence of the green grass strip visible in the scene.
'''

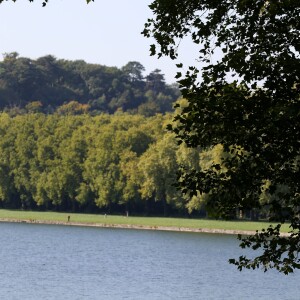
[0,209,291,233]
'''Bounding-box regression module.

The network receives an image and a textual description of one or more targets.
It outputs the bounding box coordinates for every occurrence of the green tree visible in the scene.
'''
[82,118,122,211]
[138,132,183,216]
[10,115,39,209]
[122,61,145,83]
[0,113,17,206]
[144,0,300,274]
[119,149,141,213]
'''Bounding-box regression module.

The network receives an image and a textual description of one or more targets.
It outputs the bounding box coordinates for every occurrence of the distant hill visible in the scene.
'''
[0,52,180,116]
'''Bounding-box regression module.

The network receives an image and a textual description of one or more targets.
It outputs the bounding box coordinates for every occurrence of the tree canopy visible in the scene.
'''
[0,112,205,217]
[143,0,300,274]
[0,54,179,116]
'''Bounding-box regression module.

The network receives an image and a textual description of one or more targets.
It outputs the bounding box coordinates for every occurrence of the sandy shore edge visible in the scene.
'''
[0,217,281,236]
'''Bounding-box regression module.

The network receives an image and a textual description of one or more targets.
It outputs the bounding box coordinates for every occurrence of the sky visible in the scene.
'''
[0,0,200,84]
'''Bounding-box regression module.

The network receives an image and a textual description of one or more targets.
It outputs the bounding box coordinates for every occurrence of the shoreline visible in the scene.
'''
[0,217,264,236]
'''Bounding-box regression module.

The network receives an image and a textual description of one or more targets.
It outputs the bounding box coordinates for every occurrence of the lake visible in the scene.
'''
[0,222,299,299]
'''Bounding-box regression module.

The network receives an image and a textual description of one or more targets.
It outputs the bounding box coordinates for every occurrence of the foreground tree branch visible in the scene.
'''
[143,0,300,274]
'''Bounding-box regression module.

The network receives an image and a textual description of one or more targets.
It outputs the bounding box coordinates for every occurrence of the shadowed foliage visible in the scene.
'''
[143,0,300,274]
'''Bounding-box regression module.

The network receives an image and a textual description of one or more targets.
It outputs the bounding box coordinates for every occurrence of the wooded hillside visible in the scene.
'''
[0,52,180,116]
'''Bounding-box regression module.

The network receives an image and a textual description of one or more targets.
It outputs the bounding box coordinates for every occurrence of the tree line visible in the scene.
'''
[0,112,195,215]
[0,111,275,218]
[0,53,180,116]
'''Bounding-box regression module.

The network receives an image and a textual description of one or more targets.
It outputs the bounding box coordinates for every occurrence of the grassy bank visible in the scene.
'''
[0,209,291,233]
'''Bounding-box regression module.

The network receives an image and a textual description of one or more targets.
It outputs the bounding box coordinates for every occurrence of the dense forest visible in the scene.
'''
[0,53,272,218]
[0,111,273,218]
[0,52,180,116]
[0,112,196,215]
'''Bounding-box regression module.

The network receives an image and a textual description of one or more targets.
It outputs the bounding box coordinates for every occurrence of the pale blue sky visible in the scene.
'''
[0,0,200,84]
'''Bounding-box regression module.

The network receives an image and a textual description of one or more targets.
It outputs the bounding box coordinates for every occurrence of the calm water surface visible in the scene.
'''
[0,222,299,300]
